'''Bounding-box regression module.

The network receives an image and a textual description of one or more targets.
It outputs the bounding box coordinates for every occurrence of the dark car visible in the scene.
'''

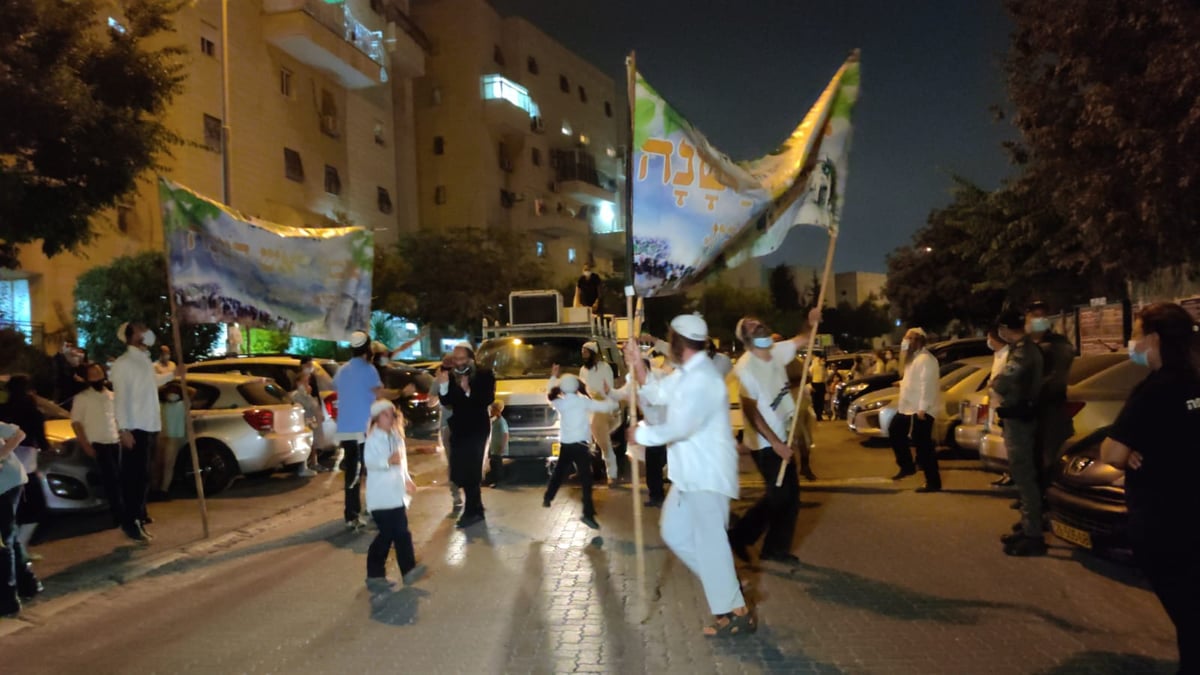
[1045,428,1131,560]
[831,338,991,420]
[378,362,440,439]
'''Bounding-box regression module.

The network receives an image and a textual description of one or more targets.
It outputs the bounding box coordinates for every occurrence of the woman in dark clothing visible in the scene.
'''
[0,375,50,566]
[1102,302,1200,675]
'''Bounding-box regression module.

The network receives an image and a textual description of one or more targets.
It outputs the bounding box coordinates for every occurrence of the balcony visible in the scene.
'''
[527,214,588,239]
[552,150,616,208]
[482,74,539,134]
[263,0,387,89]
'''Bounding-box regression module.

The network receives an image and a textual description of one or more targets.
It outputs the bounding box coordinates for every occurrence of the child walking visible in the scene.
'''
[363,399,425,592]
[542,368,617,529]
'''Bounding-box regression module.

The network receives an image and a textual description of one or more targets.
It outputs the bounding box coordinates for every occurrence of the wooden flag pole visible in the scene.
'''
[778,231,838,487]
[165,273,211,538]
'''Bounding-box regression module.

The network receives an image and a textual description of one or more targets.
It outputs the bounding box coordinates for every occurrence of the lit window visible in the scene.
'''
[200,37,216,57]
[579,134,590,146]
[481,75,540,118]
[536,241,545,257]
[107,17,127,34]
[606,146,617,158]
[280,68,293,97]
[567,248,576,264]
[561,121,572,136]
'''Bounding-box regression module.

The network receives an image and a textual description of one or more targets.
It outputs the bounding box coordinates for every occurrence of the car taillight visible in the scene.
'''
[325,392,338,420]
[243,409,274,432]
[409,392,429,405]
[976,403,989,425]
[1064,401,1085,418]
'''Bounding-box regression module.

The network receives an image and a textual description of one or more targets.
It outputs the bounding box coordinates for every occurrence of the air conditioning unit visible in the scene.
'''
[531,116,545,133]
[499,157,514,172]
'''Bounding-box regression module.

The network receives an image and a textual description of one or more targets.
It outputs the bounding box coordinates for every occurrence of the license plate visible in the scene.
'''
[1051,519,1092,549]
[551,442,561,457]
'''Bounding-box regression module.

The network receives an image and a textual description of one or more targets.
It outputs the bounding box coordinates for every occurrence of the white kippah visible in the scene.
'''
[370,399,395,419]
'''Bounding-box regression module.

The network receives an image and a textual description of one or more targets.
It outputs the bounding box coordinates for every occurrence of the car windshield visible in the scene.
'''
[476,336,588,379]
[1067,353,1126,385]
[238,381,290,406]
[320,361,340,379]
[939,363,979,389]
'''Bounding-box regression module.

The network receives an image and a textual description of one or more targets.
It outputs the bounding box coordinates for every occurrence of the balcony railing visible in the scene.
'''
[267,0,386,68]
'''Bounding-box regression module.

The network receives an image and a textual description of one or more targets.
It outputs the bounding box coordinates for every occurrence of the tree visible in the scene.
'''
[0,0,186,259]
[697,283,776,347]
[768,264,802,312]
[1003,0,1200,284]
[74,252,220,362]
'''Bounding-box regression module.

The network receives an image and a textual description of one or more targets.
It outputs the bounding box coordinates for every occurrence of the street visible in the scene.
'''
[0,424,1179,675]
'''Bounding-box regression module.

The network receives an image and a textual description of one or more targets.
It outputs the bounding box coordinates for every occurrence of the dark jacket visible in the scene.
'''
[1036,331,1075,404]
[441,368,496,437]
[993,335,1044,418]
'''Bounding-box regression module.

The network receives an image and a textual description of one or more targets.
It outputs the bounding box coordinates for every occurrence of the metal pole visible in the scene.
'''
[220,0,233,206]
[167,280,211,539]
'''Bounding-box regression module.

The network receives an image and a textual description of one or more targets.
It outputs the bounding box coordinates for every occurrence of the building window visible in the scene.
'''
[280,68,292,97]
[500,189,515,208]
[377,187,393,214]
[200,36,216,57]
[434,185,446,205]
[567,248,577,264]
[536,241,545,257]
[527,56,539,75]
[578,86,587,103]
[0,279,32,337]
[531,147,541,166]
[433,136,445,155]
[559,74,569,93]
[324,165,342,195]
[493,45,505,66]
[604,101,613,118]
[374,120,385,146]
[202,114,222,152]
[481,74,540,118]
[319,89,339,138]
[284,148,304,182]
[561,120,572,136]
[107,17,127,34]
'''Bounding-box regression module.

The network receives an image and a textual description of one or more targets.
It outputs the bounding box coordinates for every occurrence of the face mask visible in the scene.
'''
[453,364,474,377]
[90,381,106,391]
[1030,318,1051,333]
[142,329,156,347]
[1128,339,1149,367]
[900,340,911,352]
[167,392,181,402]
[752,336,774,349]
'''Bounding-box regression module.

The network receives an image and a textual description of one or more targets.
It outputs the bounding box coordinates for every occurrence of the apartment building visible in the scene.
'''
[410,0,625,284]
[7,0,426,349]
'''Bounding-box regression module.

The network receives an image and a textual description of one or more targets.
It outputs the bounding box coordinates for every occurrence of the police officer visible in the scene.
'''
[992,309,1046,556]
[1026,301,1076,493]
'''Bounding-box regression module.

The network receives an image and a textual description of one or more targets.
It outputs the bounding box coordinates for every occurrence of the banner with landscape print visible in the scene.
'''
[159,178,373,342]
[631,52,859,296]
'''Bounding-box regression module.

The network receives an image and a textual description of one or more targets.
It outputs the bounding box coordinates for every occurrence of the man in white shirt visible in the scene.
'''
[625,314,757,637]
[985,328,1015,489]
[110,322,177,542]
[153,346,176,378]
[579,341,618,484]
[727,313,818,566]
[71,363,123,527]
[888,327,942,491]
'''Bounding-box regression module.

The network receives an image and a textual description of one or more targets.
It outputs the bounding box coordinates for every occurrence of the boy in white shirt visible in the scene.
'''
[543,370,617,530]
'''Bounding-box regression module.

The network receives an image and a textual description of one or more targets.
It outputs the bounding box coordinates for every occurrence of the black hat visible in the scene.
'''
[996,309,1025,330]
[1026,300,1049,313]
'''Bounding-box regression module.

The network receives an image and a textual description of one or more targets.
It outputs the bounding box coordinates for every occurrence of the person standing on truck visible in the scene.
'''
[543,370,616,529]
[574,263,603,315]
[436,343,495,530]
[580,341,619,485]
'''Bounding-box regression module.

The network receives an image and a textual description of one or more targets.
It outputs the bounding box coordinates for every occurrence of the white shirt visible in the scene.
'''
[735,341,798,450]
[547,382,618,445]
[635,351,739,499]
[363,427,412,511]
[70,387,119,444]
[579,362,614,400]
[154,359,176,377]
[111,346,173,432]
[896,348,940,415]
[989,346,1010,385]
[614,374,668,426]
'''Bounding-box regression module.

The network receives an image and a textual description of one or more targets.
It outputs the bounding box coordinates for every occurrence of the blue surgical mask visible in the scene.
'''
[1128,339,1149,367]
[752,336,774,349]
[1030,318,1051,333]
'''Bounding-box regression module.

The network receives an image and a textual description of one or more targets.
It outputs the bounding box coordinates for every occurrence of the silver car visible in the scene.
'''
[849,357,992,446]
[37,373,313,509]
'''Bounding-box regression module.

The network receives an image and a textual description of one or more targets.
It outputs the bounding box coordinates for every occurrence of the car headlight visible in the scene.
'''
[844,383,868,396]
[863,399,891,411]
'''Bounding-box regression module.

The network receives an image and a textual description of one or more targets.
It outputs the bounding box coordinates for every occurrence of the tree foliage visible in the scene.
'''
[1003,0,1200,283]
[768,264,802,312]
[0,0,186,259]
[820,299,895,352]
[74,251,220,363]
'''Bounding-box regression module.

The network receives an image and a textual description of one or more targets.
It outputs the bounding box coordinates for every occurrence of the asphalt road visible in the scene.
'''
[1,424,1180,674]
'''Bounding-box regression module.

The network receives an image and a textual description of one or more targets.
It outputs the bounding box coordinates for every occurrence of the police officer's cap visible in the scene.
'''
[997,309,1025,330]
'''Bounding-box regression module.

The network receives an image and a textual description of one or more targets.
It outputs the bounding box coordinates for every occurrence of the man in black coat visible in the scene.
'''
[436,343,495,529]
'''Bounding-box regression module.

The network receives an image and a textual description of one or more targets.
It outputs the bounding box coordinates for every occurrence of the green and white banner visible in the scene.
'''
[159,178,373,342]
[631,52,860,296]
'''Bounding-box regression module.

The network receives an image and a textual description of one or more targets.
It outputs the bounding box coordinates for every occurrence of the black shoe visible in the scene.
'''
[0,596,20,619]
[141,515,154,526]
[581,515,600,530]
[1010,500,1022,510]
[800,469,818,481]
[643,499,663,508]
[542,498,552,508]
[729,535,752,564]
[1003,536,1048,557]
[456,513,485,529]
[915,485,942,493]
[760,551,802,566]
[123,525,150,543]
[891,469,916,481]
[991,475,1014,488]
[17,577,43,601]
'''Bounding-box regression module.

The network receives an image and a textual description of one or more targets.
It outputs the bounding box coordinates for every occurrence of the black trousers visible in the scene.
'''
[544,442,595,518]
[811,383,827,420]
[93,443,123,526]
[119,430,152,530]
[645,445,667,504]
[1137,539,1199,674]
[449,432,487,517]
[730,448,800,556]
[341,440,363,522]
[367,506,416,579]
[889,413,939,487]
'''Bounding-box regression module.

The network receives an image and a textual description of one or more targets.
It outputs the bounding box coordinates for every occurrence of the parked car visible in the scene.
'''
[979,356,1148,473]
[378,362,440,439]
[35,373,313,509]
[966,353,1127,469]
[1045,428,1130,558]
[832,338,992,420]
[848,357,992,447]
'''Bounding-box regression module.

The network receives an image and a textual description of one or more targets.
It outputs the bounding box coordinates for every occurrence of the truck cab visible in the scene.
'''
[477,291,627,467]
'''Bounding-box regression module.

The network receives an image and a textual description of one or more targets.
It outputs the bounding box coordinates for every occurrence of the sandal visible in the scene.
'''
[703,609,758,638]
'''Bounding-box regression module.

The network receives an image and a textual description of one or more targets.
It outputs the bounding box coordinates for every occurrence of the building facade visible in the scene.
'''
[410,0,624,285]
[7,0,426,350]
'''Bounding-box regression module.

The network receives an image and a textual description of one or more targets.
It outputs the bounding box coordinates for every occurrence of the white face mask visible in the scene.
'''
[142,329,156,348]
[900,340,911,352]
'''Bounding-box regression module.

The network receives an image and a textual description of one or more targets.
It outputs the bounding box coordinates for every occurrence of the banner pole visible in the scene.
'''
[778,232,838,487]
[165,272,211,539]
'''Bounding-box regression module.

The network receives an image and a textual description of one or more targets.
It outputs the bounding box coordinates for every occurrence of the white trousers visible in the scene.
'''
[661,489,745,615]
[590,413,616,480]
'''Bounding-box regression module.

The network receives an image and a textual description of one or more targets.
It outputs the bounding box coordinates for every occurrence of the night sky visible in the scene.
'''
[490,0,1017,273]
